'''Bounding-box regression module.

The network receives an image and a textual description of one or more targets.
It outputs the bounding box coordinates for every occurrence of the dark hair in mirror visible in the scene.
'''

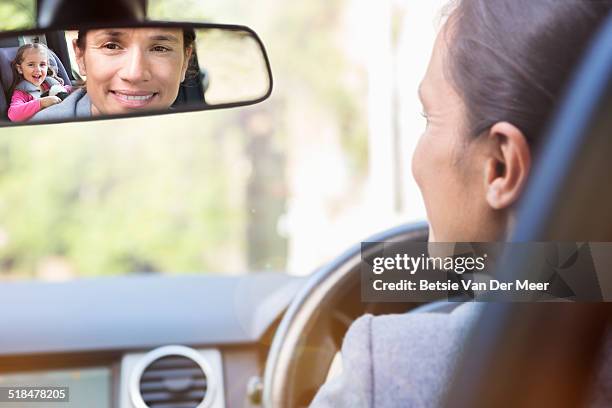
[7,43,63,99]
[447,0,612,148]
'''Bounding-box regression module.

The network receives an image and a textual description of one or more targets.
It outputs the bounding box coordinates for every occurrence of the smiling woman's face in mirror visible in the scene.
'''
[73,27,193,116]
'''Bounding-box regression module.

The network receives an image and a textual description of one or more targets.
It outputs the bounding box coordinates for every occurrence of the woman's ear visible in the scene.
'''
[72,39,87,76]
[180,47,193,82]
[483,122,531,210]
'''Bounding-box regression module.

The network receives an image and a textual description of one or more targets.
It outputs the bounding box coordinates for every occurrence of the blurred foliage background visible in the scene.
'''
[0,0,370,280]
[0,0,34,31]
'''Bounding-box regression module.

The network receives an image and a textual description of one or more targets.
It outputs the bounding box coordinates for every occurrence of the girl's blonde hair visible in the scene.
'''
[7,43,63,98]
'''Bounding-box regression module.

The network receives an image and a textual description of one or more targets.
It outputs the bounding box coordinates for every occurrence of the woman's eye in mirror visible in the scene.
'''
[0,24,272,126]
[101,42,121,50]
[151,45,171,53]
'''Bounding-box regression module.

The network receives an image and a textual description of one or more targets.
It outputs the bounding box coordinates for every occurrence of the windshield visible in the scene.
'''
[0,0,441,281]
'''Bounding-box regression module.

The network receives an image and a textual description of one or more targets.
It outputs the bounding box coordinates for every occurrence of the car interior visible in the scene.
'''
[0,1,611,408]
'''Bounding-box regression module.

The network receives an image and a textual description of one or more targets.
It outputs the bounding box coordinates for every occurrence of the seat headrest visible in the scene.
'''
[0,48,16,93]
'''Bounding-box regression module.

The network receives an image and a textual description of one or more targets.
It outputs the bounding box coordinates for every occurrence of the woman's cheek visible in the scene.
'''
[411,133,428,190]
[412,131,442,241]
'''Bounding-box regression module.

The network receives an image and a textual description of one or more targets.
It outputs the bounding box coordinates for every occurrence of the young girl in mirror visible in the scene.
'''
[8,43,72,122]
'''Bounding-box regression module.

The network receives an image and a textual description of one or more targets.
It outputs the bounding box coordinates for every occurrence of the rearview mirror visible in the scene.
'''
[0,22,272,126]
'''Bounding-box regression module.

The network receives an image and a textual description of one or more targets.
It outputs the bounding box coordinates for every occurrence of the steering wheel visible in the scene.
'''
[262,222,429,407]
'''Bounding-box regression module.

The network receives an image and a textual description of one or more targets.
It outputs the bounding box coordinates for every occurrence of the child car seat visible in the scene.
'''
[0,46,71,121]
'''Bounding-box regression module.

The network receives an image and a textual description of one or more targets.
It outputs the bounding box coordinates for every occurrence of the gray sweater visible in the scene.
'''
[310,303,480,407]
[310,304,612,407]
[31,88,91,122]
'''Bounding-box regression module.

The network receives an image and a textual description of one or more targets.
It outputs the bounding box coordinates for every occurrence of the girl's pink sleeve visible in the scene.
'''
[7,90,41,122]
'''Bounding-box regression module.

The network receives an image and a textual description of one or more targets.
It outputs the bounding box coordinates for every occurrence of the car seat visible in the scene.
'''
[0,46,71,121]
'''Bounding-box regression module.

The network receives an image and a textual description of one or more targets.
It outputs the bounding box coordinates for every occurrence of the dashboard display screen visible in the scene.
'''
[0,367,110,407]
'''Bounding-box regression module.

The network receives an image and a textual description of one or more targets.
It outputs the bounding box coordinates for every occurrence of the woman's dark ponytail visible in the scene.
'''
[447,0,612,148]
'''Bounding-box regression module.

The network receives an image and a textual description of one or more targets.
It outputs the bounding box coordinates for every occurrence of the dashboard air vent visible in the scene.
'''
[138,354,208,408]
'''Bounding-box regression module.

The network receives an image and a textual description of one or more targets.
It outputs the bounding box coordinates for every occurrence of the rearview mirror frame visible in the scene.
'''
[0,20,273,127]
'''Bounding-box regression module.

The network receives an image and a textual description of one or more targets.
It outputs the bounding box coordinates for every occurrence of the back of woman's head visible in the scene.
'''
[447,0,612,147]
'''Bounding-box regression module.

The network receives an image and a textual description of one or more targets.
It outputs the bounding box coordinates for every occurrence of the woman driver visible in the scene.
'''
[32,27,193,120]
[311,0,612,407]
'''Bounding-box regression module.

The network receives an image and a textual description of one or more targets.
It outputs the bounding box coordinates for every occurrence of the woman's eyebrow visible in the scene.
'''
[91,30,125,41]
[148,34,180,43]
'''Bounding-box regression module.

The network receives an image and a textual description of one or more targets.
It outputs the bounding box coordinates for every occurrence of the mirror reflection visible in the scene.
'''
[0,25,271,125]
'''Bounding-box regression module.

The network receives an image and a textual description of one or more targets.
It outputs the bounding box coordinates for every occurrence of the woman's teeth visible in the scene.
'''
[114,93,154,101]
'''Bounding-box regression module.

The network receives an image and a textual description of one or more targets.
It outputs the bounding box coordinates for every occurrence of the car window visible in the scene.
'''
[63,30,82,81]
[0,0,35,31]
[0,0,442,281]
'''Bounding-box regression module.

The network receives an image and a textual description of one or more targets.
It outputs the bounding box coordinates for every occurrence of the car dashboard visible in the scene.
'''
[0,273,305,407]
